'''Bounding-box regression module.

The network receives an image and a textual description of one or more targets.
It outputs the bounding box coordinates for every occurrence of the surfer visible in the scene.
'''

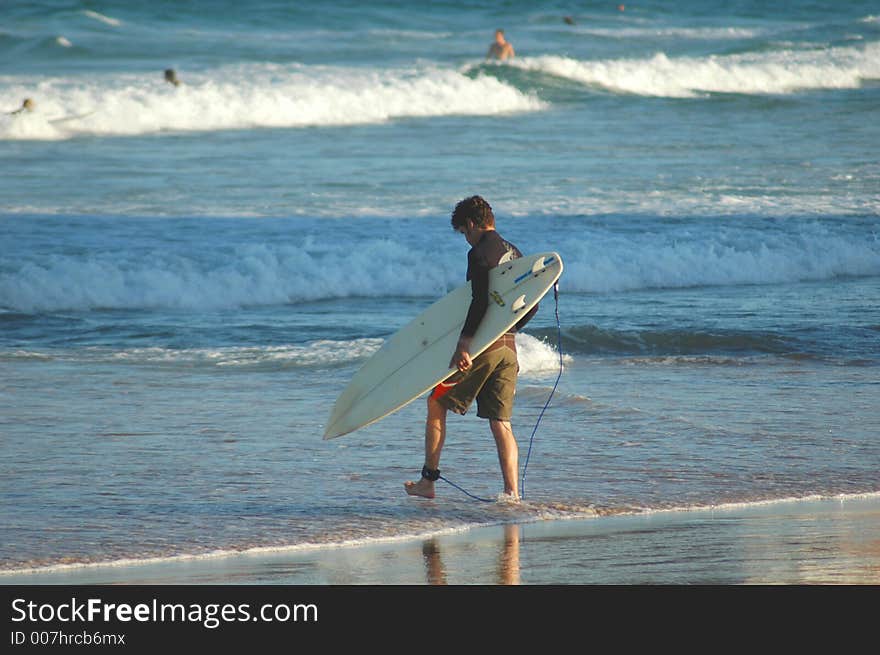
[486,29,515,61]
[8,98,35,115]
[164,68,181,86]
[405,195,537,501]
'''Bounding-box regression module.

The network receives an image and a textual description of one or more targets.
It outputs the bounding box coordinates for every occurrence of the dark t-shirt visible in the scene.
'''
[460,230,538,338]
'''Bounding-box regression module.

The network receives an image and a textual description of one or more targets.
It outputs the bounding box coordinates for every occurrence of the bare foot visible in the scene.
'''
[404,478,435,498]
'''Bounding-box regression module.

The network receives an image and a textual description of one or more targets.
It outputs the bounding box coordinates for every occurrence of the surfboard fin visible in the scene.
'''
[512,294,527,312]
[532,256,553,275]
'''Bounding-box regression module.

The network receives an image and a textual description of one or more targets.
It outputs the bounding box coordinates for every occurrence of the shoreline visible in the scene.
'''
[3,493,878,585]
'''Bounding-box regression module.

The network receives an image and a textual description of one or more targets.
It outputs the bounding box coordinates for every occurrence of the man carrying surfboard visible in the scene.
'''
[405,195,537,500]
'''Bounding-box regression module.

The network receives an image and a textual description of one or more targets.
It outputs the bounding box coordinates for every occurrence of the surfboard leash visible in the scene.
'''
[520,282,563,500]
[438,474,495,503]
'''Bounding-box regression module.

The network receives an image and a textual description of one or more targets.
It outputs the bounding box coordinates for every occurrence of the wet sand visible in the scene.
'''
[3,495,878,585]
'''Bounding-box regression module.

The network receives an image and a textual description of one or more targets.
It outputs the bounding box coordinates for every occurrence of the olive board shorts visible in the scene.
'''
[431,334,518,421]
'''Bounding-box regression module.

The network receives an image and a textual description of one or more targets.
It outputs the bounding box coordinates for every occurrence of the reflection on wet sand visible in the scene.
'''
[421,538,447,585]
[422,523,521,585]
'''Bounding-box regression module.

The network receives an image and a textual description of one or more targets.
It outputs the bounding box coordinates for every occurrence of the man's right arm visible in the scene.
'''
[451,252,490,371]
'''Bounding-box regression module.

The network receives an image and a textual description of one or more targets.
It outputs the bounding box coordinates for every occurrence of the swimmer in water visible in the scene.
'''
[164,69,181,86]
[486,29,515,61]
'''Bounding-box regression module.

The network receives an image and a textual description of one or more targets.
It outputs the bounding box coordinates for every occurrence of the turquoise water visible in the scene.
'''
[1,1,879,572]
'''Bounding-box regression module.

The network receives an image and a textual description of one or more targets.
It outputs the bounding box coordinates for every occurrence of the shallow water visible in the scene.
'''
[1,0,878,571]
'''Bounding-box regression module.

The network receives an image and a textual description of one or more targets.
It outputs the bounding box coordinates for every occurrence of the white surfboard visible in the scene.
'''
[323,252,563,439]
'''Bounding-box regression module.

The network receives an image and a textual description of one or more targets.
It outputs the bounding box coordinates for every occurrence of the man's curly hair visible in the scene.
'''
[451,195,495,230]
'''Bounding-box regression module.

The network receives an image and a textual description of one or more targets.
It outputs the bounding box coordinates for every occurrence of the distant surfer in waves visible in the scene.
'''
[487,29,515,61]
[8,98,35,115]
[405,196,537,500]
[164,68,181,87]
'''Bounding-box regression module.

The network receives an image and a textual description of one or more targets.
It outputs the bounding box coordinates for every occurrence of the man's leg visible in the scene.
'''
[404,395,447,498]
[490,418,518,499]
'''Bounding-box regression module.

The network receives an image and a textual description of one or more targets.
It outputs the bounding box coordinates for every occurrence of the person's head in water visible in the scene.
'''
[451,195,495,231]
[164,69,180,86]
[487,29,515,60]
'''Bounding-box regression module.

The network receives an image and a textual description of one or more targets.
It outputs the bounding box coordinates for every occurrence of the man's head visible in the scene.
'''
[494,29,506,44]
[451,196,496,246]
[451,195,495,231]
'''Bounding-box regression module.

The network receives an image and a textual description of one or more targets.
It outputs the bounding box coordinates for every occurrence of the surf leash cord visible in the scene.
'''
[418,465,492,502]
[439,474,495,503]
[520,281,563,500]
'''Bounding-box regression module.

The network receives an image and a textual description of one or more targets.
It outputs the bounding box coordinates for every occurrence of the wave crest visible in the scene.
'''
[0,62,545,141]
[508,42,880,97]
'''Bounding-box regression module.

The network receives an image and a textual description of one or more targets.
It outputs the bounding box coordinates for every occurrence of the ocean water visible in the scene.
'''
[1,0,879,574]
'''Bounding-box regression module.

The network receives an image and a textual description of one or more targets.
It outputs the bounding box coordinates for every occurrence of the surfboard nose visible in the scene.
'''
[323,423,346,440]
[323,413,351,440]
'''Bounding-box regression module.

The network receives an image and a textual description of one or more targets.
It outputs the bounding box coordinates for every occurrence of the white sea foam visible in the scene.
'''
[516,332,570,376]
[0,336,558,374]
[572,25,766,40]
[0,340,384,369]
[509,41,880,97]
[2,329,561,377]
[114,340,383,368]
[0,524,481,577]
[625,491,880,517]
[0,62,546,141]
